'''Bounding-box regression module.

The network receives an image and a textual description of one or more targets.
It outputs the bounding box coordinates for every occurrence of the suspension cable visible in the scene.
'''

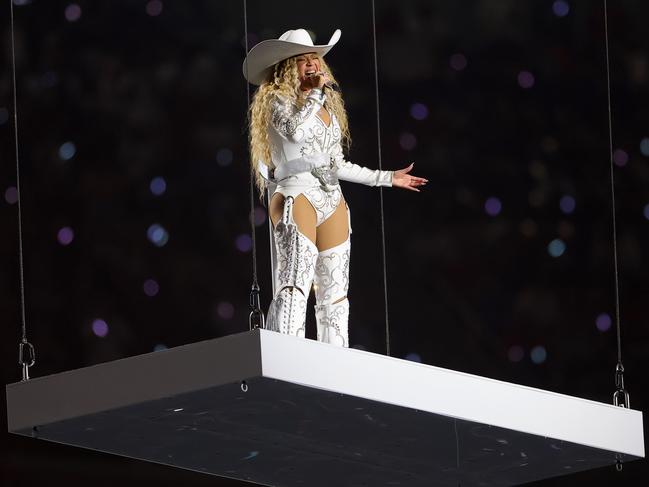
[603,0,628,409]
[243,0,264,331]
[371,0,391,356]
[10,0,36,381]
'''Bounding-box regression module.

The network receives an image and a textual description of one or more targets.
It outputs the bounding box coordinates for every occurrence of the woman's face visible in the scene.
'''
[295,52,321,83]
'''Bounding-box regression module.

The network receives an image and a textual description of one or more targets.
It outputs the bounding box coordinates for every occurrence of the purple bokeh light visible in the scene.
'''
[449,53,467,71]
[236,234,252,252]
[254,206,267,226]
[145,0,163,16]
[4,186,18,204]
[409,103,429,121]
[552,0,570,17]
[217,301,235,320]
[57,226,74,246]
[613,149,628,167]
[507,345,524,363]
[64,4,82,22]
[143,279,160,297]
[644,204,649,220]
[484,197,502,216]
[596,313,612,332]
[399,132,417,151]
[559,195,576,214]
[92,319,109,338]
[518,71,535,89]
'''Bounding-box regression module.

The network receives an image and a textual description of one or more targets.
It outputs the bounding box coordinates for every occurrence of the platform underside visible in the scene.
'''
[6,329,644,486]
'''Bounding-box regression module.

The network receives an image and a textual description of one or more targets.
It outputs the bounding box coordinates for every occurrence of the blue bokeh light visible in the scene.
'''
[530,345,547,364]
[552,0,570,17]
[150,176,167,196]
[58,141,76,160]
[147,223,169,247]
[548,238,566,257]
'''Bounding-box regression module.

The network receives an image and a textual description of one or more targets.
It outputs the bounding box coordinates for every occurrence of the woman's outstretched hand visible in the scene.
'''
[392,163,427,192]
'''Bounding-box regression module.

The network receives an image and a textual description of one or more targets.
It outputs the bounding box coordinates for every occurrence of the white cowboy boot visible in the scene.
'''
[313,236,350,347]
[266,197,318,338]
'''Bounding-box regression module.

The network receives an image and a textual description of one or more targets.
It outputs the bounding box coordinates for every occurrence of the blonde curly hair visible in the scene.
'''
[248,54,350,196]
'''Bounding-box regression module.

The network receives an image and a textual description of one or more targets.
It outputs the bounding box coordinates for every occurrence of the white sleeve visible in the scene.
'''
[270,89,326,143]
[332,142,393,187]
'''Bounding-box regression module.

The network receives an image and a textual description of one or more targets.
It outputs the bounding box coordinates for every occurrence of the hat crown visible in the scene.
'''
[278,29,315,47]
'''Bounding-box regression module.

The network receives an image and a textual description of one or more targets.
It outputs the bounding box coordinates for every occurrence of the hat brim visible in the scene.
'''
[243,29,341,85]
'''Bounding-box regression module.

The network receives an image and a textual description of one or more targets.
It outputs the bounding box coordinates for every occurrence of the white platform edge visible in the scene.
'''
[259,329,645,458]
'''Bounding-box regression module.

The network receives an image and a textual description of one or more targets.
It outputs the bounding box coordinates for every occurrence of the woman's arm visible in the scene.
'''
[271,89,326,143]
[331,143,393,187]
[333,144,428,191]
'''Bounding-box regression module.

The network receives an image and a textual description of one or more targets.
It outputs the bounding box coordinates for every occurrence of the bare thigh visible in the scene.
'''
[316,199,349,251]
[269,193,317,244]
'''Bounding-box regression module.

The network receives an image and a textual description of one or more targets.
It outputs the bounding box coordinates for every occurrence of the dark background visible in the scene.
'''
[1,0,647,485]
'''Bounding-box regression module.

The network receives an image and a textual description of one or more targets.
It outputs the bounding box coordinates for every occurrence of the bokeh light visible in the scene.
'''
[530,345,547,364]
[235,234,252,252]
[518,70,535,89]
[644,204,649,220]
[41,71,58,88]
[613,149,628,167]
[13,0,32,6]
[217,301,235,320]
[58,141,76,161]
[484,197,502,216]
[64,4,82,22]
[57,226,74,246]
[548,238,566,257]
[150,176,167,196]
[519,219,538,238]
[92,319,109,338]
[559,195,576,214]
[254,206,267,226]
[145,0,163,16]
[595,313,612,332]
[399,132,417,151]
[153,343,168,352]
[4,186,18,205]
[143,279,160,297]
[404,352,422,363]
[147,223,169,247]
[640,137,649,157]
[0,107,8,124]
[409,103,429,121]
[216,148,233,166]
[449,53,467,71]
[552,0,570,17]
[507,345,525,363]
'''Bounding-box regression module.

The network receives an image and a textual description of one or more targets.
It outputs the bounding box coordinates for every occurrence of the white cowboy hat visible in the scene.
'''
[242,28,342,85]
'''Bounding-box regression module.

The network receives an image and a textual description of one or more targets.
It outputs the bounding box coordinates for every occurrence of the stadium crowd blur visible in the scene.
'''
[1,0,647,485]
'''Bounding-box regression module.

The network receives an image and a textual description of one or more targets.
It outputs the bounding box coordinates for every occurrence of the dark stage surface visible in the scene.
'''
[2,0,648,486]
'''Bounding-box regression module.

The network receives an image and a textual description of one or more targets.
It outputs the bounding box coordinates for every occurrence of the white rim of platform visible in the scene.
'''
[257,330,644,458]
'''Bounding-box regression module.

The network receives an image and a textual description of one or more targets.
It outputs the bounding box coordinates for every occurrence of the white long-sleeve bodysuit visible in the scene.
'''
[269,88,393,225]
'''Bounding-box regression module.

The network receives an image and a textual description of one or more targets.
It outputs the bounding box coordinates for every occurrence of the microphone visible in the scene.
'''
[306,72,340,92]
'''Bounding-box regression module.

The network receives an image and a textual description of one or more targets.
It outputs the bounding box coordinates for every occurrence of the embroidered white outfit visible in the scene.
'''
[265,87,392,347]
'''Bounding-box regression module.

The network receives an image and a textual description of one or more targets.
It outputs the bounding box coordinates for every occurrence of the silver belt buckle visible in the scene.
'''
[311,160,338,190]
